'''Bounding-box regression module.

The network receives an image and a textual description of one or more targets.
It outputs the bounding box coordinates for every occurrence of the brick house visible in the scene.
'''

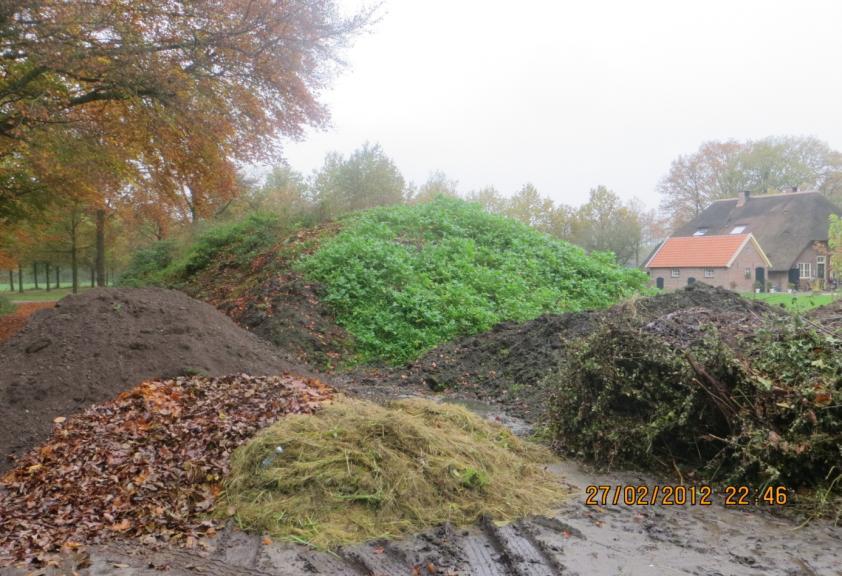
[646,234,771,291]
[647,190,841,291]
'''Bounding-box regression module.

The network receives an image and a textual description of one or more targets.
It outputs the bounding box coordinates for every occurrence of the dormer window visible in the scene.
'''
[730,225,746,234]
[693,228,708,236]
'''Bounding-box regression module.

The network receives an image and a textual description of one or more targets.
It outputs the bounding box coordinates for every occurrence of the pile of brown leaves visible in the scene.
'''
[0,374,334,564]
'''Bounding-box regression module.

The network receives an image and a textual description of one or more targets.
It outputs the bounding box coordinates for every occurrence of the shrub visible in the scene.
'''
[178,212,282,276]
[117,240,176,287]
[548,316,842,512]
[0,294,13,316]
[299,197,648,363]
[118,212,284,287]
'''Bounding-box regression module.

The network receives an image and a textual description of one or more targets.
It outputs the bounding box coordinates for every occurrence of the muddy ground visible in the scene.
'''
[5,407,840,576]
[0,288,302,471]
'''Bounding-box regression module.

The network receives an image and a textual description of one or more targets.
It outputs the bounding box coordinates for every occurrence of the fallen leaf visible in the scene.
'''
[110,519,132,533]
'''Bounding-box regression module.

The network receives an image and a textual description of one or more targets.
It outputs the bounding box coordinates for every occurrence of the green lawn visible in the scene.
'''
[1,287,92,303]
[742,291,841,312]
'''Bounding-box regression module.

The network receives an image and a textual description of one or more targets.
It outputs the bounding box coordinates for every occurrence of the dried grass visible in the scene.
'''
[221,397,566,547]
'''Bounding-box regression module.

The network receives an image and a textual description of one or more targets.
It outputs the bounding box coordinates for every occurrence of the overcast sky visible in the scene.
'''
[278,0,842,210]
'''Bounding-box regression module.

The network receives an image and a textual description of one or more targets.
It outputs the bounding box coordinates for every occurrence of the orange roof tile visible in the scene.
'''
[646,234,752,268]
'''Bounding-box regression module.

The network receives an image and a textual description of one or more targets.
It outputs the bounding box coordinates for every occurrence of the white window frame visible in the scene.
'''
[704,268,715,278]
[817,256,826,279]
[730,225,746,234]
[744,268,751,279]
[671,268,680,278]
[798,262,812,279]
[693,228,707,236]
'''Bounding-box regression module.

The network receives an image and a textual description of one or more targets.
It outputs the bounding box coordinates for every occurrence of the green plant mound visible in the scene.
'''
[548,317,842,517]
[221,397,566,547]
[299,197,648,363]
[118,212,286,287]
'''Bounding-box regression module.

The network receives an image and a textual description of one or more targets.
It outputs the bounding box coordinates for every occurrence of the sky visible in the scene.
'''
[277,0,842,210]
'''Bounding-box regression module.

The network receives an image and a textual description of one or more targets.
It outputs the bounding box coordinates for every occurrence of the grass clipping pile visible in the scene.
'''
[222,397,566,547]
[547,313,842,518]
[0,374,333,564]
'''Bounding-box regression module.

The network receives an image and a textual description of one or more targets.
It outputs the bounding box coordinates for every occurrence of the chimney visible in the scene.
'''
[737,190,750,207]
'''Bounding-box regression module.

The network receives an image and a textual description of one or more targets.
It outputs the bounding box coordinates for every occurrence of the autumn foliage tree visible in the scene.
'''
[1,0,369,284]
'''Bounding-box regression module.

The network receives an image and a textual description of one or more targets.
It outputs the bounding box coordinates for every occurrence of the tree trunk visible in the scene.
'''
[55,266,60,289]
[8,270,12,291]
[45,262,51,291]
[18,263,23,292]
[33,261,39,289]
[95,208,106,287]
[71,233,78,295]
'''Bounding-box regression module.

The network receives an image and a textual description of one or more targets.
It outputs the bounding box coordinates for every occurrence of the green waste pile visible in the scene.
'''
[221,397,566,547]
[547,313,842,519]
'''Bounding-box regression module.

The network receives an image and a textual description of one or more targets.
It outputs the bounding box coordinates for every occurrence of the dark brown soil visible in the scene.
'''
[0,302,54,344]
[0,288,300,472]
[372,284,780,420]
[231,273,351,370]
[806,298,842,332]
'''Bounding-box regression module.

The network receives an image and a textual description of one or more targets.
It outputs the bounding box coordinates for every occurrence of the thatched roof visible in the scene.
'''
[673,191,841,271]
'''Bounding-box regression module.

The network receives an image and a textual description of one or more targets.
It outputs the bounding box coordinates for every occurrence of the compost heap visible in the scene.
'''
[807,298,842,333]
[0,288,299,471]
[222,397,566,548]
[546,300,842,509]
[387,283,779,418]
[0,374,334,564]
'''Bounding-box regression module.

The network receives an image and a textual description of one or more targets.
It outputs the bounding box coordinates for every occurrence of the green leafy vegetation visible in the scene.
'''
[118,212,285,286]
[221,397,566,548]
[299,197,648,363]
[548,315,842,518]
[743,291,840,312]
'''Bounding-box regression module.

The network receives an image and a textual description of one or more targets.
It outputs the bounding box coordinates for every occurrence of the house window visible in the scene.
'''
[798,262,812,279]
[744,268,751,279]
[671,268,680,277]
[704,268,714,278]
[817,256,826,279]
[693,228,708,236]
[730,225,746,234]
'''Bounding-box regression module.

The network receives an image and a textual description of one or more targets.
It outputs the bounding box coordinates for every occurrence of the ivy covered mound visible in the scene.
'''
[298,197,647,363]
[120,198,647,366]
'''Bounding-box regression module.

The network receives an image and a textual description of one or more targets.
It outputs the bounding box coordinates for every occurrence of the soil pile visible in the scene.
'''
[0,374,334,564]
[0,288,299,470]
[807,298,842,332]
[222,397,566,548]
[0,302,54,344]
[230,273,352,369]
[385,284,779,418]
